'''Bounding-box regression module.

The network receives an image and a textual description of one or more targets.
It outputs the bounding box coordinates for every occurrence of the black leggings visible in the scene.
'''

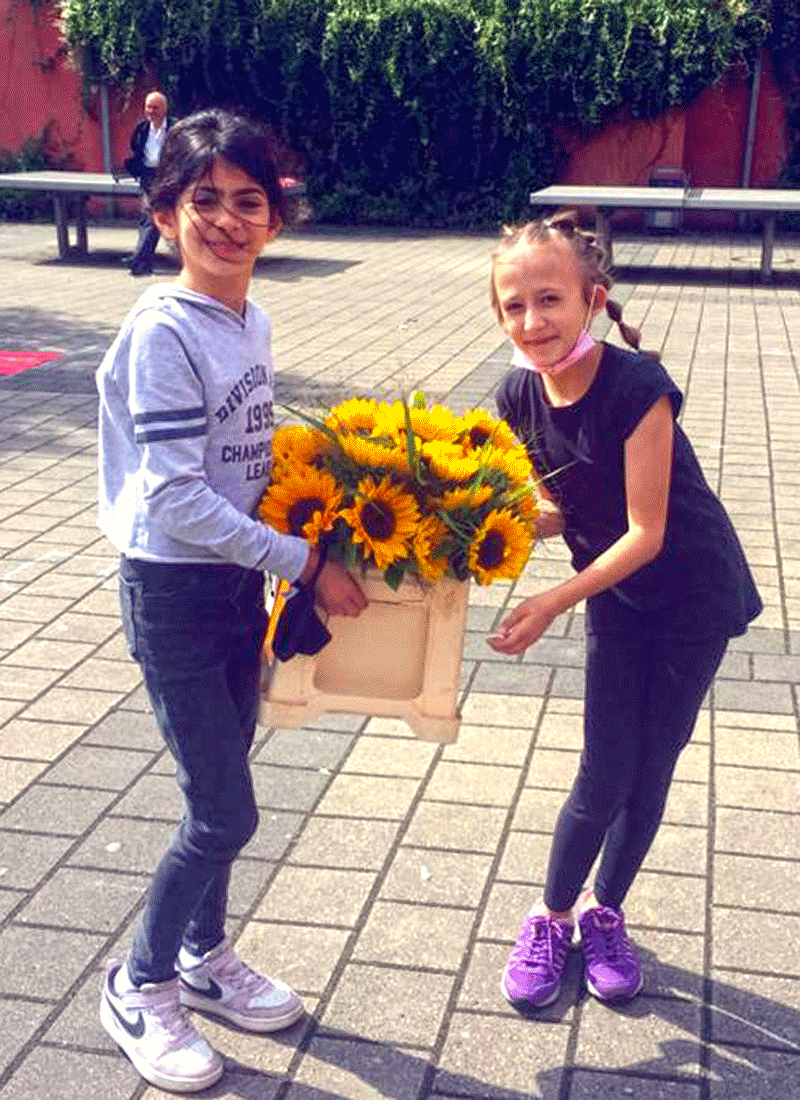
[544,631,728,912]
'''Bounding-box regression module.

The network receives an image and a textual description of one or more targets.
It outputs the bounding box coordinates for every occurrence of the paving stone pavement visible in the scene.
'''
[0,221,799,1099]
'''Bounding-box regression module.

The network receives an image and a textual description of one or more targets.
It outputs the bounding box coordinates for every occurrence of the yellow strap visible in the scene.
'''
[264,577,292,660]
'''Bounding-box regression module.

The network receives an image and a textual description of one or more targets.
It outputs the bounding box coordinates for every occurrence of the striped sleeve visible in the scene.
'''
[133,405,207,444]
[126,315,206,437]
[114,305,308,574]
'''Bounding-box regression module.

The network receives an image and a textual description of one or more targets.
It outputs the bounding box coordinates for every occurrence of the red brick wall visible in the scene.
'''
[0,0,147,172]
[559,51,787,193]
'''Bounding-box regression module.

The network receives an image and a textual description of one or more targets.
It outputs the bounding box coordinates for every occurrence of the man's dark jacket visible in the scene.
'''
[124,117,175,184]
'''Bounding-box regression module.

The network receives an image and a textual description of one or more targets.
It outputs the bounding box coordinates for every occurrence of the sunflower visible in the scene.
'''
[515,487,541,533]
[458,409,520,453]
[467,509,533,585]
[372,402,406,436]
[408,404,459,442]
[271,425,330,471]
[258,394,542,587]
[366,429,416,475]
[481,444,534,487]
[374,401,457,443]
[326,398,378,433]
[421,440,482,484]
[440,483,495,510]
[258,466,343,545]
[338,476,419,571]
[337,432,412,476]
[412,516,450,583]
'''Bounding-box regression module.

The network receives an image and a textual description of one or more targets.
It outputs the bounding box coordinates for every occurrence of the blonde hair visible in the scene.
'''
[490,212,659,359]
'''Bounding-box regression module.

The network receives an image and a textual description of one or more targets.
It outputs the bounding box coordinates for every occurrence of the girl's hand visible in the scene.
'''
[535,499,564,540]
[488,594,559,654]
[315,561,368,617]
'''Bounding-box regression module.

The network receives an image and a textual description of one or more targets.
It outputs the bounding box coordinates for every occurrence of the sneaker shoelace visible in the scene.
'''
[136,986,200,1053]
[510,915,571,975]
[211,949,273,996]
[583,907,634,966]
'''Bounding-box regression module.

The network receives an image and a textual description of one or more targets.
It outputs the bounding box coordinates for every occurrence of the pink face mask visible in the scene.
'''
[512,286,598,377]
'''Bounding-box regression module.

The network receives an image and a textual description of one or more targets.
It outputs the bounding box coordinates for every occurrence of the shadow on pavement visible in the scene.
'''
[0,306,116,394]
[30,250,361,283]
[254,255,362,281]
[611,263,800,288]
[273,375,390,413]
[33,248,178,271]
[187,946,800,1100]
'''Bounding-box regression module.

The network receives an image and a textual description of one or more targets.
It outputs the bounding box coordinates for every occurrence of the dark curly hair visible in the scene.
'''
[146,109,287,229]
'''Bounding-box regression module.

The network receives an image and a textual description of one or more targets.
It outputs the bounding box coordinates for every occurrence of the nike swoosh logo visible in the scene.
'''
[180,975,223,1001]
[106,992,146,1038]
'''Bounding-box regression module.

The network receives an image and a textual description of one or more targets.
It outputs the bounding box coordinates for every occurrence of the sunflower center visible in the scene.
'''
[361,501,396,541]
[287,498,323,536]
[478,530,506,569]
[469,426,491,448]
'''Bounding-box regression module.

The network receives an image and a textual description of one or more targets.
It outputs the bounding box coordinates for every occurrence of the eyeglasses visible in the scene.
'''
[186,191,272,229]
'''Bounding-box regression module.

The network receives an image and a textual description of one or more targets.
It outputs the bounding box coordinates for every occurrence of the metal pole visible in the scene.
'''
[739,51,762,229]
[99,83,115,219]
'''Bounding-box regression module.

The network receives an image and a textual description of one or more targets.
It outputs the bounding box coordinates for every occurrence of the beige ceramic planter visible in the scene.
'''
[259,568,469,743]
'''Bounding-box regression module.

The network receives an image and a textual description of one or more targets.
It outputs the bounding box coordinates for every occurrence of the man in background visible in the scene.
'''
[123,91,173,276]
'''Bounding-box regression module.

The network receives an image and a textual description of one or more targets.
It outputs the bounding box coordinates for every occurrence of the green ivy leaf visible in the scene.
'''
[56,0,780,229]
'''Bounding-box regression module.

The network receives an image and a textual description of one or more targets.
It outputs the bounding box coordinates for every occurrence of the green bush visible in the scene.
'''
[766,0,800,224]
[0,124,71,221]
[59,0,772,227]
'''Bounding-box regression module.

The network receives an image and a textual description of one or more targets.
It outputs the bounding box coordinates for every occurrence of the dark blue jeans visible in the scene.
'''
[129,166,160,272]
[119,556,268,985]
[130,212,160,271]
[544,631,728,912]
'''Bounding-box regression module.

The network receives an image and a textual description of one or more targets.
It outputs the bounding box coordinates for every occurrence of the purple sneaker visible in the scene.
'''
[578,905,643,1002]
[501,913,574,1009]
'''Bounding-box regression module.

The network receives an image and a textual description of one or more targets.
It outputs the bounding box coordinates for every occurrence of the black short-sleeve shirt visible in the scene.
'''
[495,343,762,638]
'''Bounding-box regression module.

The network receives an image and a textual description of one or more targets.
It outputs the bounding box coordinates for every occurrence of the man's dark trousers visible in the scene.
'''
[129,165,160,275]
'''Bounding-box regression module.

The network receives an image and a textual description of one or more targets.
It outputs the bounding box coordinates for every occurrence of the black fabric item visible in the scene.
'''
[272,588,331,660]
[272,549,331,661]
[495,343,762,639]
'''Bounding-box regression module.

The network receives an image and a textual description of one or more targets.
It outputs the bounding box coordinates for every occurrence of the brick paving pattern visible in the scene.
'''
[0,222,798,1098]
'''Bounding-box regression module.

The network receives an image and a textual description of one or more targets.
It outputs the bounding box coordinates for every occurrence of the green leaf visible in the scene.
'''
[343,539,359,568]
[383,561,405,589]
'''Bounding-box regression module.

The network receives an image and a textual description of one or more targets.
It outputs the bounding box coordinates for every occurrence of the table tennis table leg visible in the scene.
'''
[760,214,775,282]
[75,195,88,254]
[596,208,612,266]
[52,194,69,258]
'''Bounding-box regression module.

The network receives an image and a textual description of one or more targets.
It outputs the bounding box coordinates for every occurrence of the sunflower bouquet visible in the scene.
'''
[258,394,540,589]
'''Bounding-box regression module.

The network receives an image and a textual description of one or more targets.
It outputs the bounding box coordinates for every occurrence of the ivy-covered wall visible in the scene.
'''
[766,0,800,188]
[2,1,798,226]
[56,0,774,226]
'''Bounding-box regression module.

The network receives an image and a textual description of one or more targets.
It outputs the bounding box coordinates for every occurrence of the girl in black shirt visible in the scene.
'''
[491,214,761,1011]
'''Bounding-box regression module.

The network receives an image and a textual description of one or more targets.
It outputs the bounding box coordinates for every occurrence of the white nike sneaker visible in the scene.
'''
[100,961,223,1094]
[178,937,304,1032]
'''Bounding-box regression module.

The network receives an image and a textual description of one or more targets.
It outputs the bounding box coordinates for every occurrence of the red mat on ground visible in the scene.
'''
[0,351,63,376]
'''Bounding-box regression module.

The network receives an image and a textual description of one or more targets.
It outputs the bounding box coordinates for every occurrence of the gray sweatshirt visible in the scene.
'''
[97,284,309,580]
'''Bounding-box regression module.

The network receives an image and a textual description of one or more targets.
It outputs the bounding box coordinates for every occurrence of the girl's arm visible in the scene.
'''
[489,395,674,654]
[117,320,364,609]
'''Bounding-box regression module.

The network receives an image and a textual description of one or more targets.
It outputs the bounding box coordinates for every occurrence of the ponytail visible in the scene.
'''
[605,299,661,361]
